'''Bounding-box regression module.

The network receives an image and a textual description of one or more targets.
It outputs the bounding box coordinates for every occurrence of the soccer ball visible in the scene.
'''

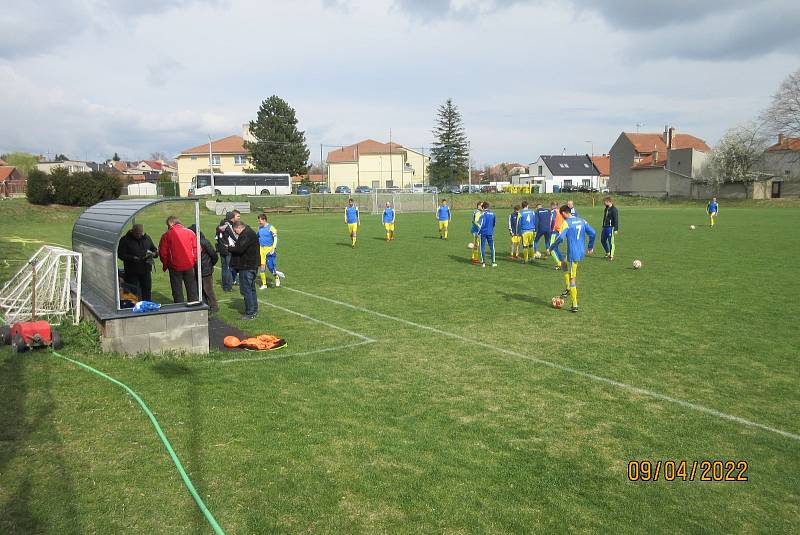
[534,251,542,259]
[467,242,475,249]
[551,296,565,309]
[633,260,642,269]
[690,225,696,230]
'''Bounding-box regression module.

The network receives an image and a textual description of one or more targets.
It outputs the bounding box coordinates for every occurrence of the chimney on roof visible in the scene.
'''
[663,126,669,145]
[778,133,785,145]
[668,127,675,149]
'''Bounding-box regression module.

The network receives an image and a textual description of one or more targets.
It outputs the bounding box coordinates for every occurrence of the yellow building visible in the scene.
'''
[326,139,430,190]
[175,135,251,195]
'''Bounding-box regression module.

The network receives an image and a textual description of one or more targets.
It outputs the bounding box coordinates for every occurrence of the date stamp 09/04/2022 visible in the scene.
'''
[627,460,749,482]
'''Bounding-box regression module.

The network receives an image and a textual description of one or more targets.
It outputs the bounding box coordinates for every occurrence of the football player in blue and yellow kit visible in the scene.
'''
[382,201,396,241]
[706,197,718,228]
[508,205,521,259]
[533,202,553,258]
[345,198,360,247]
[436,199,451,239]
[470,201,482,264]
[549,201,567,269]
[547,205,596,313]
[257,214,283,289]
[518,201,536,263]
[477,201,497,267]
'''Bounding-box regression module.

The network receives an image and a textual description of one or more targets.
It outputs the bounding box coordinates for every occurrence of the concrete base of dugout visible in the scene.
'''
[80,297,209,356]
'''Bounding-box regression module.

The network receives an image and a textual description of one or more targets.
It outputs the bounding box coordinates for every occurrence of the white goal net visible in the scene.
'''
[366,192,439,214]
[0,246,83,325]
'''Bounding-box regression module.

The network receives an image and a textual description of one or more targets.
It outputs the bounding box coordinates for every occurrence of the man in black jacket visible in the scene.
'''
[227,220,259,320]
[189,225,219,313]
[216,210,240,291]
[601,197,619,261]
[117,224,157,301]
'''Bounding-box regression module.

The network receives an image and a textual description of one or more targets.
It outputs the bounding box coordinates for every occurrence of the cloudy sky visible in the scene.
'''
[1,0,798,165]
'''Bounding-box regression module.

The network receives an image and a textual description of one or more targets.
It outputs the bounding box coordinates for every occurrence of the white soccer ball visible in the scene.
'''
[689,225,696,230]
[534,251,542,259]
[467,242,475,249]
[633,259,642,269]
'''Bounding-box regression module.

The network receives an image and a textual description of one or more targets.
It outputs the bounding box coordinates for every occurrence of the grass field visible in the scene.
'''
[1,199,798,534]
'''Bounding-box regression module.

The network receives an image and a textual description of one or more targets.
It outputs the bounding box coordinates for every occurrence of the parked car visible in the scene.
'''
[335,185,351,194]
[317,185,330,193]
[480,185,497,193]
[296,185,311,195]
[461,185,481,193]
[424,186,439,194]
[444,185,461,194]
[355,185,371,193]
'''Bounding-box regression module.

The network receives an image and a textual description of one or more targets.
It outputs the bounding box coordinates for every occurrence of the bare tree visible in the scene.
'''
[150,151,168,161]
[699,122,771,198]
[761,68,800,139]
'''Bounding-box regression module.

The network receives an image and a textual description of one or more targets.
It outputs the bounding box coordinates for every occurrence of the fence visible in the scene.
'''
[244,192,438,214]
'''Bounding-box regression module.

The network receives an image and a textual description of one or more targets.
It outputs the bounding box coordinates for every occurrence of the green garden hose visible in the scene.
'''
[51,351,225,535]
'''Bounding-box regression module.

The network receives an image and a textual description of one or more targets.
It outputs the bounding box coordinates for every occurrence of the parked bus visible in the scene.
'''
[190,173,291,196]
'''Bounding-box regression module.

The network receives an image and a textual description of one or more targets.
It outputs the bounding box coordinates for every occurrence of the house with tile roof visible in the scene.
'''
[326,139,430,190]
[609,126,711,197]
[175,134,251,195]
[762,134,800,197]
[591,154,610,191]
[518,154,599,193]
[0,166,26,197]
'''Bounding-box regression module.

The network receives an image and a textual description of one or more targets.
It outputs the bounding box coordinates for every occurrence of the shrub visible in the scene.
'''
[48,169,122,206]
[26,169,52,205]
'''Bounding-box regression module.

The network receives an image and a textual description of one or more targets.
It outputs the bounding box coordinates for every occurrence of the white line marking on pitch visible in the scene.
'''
[257,299,375,342]
[284,286,800,442]
[215,340,376,365]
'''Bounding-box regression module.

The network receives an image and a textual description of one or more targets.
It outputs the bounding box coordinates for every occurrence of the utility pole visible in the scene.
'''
[208,135,215,194]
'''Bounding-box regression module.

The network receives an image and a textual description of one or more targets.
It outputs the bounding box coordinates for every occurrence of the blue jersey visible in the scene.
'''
[707,201,718,214]
[535,207,553,233]
[383,208,395,224]
[257,224,276,247]
[478,210,496,236]
[508,212,520,234]
[437,205,451,221]
[345,206,359,224]
[518,208,535,232]
[551,216,596,262]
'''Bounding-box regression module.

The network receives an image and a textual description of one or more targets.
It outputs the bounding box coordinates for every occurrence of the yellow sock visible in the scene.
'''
[444,230,448,239]
[260,272,266,285]
[569,285,578,307]
[523,249,529,262]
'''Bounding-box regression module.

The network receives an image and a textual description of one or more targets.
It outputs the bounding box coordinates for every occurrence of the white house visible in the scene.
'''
[513,154,599,192]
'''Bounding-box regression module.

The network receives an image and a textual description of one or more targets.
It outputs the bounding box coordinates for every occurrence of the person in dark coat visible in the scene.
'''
[216,210,240,291]
[189,225,219,313]
[227,221,259,320]
[117,224,157,301]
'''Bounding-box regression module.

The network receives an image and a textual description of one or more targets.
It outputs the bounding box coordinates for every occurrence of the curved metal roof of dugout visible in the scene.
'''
[72,198,203,319]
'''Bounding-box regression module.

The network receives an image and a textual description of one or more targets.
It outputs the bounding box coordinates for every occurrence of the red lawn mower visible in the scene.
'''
[1,260,63,353]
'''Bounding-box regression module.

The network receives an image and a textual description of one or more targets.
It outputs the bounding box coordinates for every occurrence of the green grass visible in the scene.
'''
[1,199,799,533]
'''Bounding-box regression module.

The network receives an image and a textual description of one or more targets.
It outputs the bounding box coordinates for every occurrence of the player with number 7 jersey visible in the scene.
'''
[548,206,596,313]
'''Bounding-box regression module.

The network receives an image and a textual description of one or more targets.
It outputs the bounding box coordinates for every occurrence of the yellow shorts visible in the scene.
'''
[511,235,521,244]
[522,231,534,247]
[384,223,394,232]
[347,223,358,235]
[564,261,579,278]
[438,221,449,230]
[259,245,275,263]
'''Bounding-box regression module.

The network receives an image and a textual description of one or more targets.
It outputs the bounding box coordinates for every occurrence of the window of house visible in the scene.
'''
[210,155,221,165]
[582,179,590,187]
[234,155,247,165]
[564,179,573,186]
[191,155,197,160]
[538,165,542,175]
[584,163,590,168]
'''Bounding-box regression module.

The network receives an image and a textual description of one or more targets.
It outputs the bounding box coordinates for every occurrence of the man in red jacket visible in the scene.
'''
[159,216,199,303]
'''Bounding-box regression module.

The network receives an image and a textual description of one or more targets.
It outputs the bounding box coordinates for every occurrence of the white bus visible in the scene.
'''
[190,173,291,196]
